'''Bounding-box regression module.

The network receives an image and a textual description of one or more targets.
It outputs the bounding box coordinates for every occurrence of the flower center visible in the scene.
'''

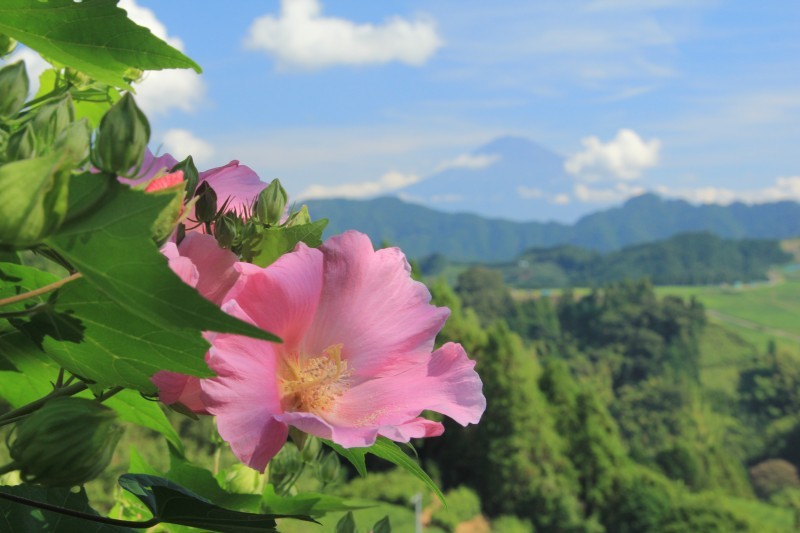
[279,344,350,415]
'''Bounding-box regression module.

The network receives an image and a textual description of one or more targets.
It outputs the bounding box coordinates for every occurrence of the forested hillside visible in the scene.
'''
[386,271,800,531]
[306,194,800,261]
[494,232,792,288]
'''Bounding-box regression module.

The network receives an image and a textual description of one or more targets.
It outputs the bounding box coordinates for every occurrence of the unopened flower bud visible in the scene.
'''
[0,61,28,118]
[255,179,287,225]
[0,34,16,57]
[268,446,302,488]
[93,92,150,175]
[145,170,185,243]
[6,123,36,160]
[54,118,91,165]
[314,452,341,486]
[194,181,218,223]
[32,94,74,148]
[170,156,199,198]
[8,397,123,487]
[300,437,321,463]
[214,214,236,248]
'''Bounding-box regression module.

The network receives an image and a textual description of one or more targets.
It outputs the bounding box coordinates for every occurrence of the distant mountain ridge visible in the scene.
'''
[306,193,800,261]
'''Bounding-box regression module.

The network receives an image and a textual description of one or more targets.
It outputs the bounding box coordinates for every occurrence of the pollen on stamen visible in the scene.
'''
[279,344,351,414]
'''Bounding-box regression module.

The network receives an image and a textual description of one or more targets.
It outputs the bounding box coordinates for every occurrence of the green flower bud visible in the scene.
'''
[194,181,218,223]
[214,214,236,249]
[0,61,29,118]
[255,179,287,225]
[92,92,150,175]
[268,445,302,489]
[300,436,321,463]
[0,34,17,57]
[54,118,91,166]
[314,452,341,486]
[31,93,74,148]
[170,156,199,198]
[6,123,37,161]
[8,397,123,487]
[286,205,312,228]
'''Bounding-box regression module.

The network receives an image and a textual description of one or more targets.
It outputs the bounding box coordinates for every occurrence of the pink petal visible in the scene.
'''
[306,231,450,377]
[151,371,207,414]
[144,170,185,193]
[201,333,288,472]
[161,242,200,288]
[176,233,239,304]
[224,245,323,349]
[326,342,485,440]
[199,161,266,214]
[119,149,179,187]
[379,418,444,442]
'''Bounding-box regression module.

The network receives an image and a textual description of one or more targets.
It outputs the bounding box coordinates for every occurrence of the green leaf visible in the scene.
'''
[46,178,279,344]
[368,438,445,505]
[0,484,134,532]
[373,516,392,533]
[250,219,328,267]
[0,329,59,406]
[323,438,445,505]
[118,474,316,533]
[39,277,213,393]
[0,0,201,90]
[0,262,59,312]
[0,153,71,247]
[105,390,184,455]
[261,484,373,518]
[322,440,367,478]
[335,511,357,533]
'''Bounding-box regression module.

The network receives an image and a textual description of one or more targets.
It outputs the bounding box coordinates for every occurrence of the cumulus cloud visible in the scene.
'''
[160,129,215,166]
[245,0,442,69]
[574,182,646,203]
[565,129,661,181]
[656,176,800,205]
[297,171,421,200]
[436,153,500,172]
[552,193,572,205]
[119,0,206,115]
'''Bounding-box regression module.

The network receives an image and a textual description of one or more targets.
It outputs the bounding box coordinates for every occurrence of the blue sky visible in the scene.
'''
[13,0,800,218]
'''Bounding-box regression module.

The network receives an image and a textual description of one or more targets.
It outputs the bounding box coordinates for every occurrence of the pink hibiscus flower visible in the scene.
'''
[188,231,485,471]
[120,149,267,217]
[152,232,241,413]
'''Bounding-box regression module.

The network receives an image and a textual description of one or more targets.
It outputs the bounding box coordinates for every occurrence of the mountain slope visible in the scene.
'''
[397,136,583,222]
[306,194,800,261]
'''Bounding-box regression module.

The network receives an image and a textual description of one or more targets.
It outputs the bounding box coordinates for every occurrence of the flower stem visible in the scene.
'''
[0,461,19,477]
[0,382,88,428]
[0,273,82,309]
[0,490,160,529]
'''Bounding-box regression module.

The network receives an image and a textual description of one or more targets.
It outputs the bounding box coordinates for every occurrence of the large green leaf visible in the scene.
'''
[0,0,201,90]
[39,277,213,393]
[261,484,372,518]
[118,474,316,533]
[0,263,61,406]
[324,437,445,505]
[46,178,279,344]
[0,484,133,532]
[105,390,184,455]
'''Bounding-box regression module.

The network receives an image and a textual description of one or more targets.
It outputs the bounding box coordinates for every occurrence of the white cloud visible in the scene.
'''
[119,0,206,115]
[160,129,215,166]
[565,129,661,180]
[436,153,500,172]
[517,186,543,199]
[429,194,464,203]
[297,171,421,200]
[574,182,645,203]
[552,193,572,205]
[245,0,442,69]
[656,176,800,205]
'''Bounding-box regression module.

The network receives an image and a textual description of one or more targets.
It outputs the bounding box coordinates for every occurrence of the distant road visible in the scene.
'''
[706,310,800,343]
